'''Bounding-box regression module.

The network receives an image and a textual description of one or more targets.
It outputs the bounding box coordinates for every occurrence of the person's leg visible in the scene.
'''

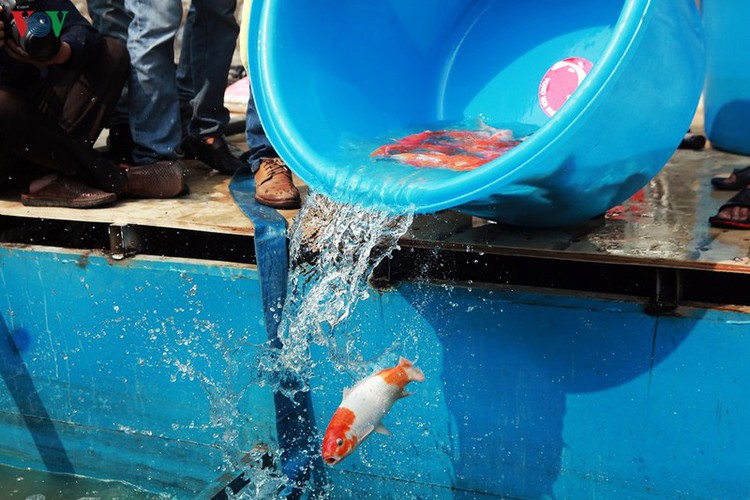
[244,89,277,173]
[13,36,129,196]
[38,37,130,145]
[87,0,131,41]
[0,87,124,196]
[176,0,245,174]
[124,0,183,164]
[182,0,238,139]
[175,2,196,136]
[244,82,301,209]
[87,0,134,162]
[12,36,183,202]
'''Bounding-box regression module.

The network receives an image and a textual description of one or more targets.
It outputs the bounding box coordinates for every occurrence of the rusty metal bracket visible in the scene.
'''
[108,224,143,260]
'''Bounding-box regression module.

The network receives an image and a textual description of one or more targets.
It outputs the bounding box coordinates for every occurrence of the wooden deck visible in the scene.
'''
[0,137,749,274]
[403,147,750,274]
[0,161,300,237]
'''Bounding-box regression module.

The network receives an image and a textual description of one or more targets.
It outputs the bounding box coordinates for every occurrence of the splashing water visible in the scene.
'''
[259,193,414,398]
[186,193,413,498]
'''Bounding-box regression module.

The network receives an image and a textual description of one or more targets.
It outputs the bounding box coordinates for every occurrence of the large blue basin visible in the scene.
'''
[247,0,704,226]
[703,0,750,155]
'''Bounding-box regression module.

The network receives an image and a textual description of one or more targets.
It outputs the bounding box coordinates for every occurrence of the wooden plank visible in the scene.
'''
[399,101,750,273]
[401,147,750,273]
[0,162,298,237]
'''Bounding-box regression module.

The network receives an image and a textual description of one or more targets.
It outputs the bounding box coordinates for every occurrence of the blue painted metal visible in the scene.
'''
[246,0,704,226]
[229,169,322,496]
[0,246,749,497]
[0,320,74,475]
[312,285,750,498]
[0,248,275,496]
[703,0,750,155]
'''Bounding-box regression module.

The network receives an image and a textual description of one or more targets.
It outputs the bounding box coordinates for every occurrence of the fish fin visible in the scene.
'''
[399,391,413,399]
[398,357,412,368]
[361,424,375,439]
[398,357,425,383]
[374,424,392,436]
[342,387,352,400]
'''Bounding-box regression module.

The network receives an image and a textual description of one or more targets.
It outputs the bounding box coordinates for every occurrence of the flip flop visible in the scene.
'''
[711,165,750,190]
[709,188,750,229]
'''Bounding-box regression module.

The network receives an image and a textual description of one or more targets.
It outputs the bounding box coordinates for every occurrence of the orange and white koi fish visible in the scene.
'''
[371,127,522,171]
[322,357,425,466]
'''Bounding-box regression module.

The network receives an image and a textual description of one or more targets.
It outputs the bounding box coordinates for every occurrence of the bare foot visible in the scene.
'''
[29,174,58,194]
[715,205,750,222]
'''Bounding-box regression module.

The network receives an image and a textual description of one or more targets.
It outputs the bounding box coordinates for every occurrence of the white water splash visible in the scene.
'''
[259,193,414,398]
[202,193,414,498]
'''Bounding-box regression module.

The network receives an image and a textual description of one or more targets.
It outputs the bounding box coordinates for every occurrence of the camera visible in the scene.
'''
[1,0,61,62]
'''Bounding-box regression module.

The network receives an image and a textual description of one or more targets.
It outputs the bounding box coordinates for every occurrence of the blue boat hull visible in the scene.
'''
[0,246,748,498]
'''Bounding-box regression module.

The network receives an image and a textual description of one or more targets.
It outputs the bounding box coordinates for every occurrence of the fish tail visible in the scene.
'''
[398,357,425,383]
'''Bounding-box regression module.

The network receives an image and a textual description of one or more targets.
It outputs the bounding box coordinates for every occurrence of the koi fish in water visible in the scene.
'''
[371,126,523,171]
[322,357,425,466]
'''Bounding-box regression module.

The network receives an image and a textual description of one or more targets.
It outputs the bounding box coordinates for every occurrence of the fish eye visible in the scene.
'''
[336,438,344,447]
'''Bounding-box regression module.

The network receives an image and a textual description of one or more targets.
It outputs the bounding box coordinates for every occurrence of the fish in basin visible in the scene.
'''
[322,357,425,466]
[371,126,522,171]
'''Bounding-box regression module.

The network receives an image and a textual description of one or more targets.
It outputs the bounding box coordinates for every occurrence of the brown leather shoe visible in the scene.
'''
[123,161,187,198]
[21,175,117,208]
[254,157,301,209]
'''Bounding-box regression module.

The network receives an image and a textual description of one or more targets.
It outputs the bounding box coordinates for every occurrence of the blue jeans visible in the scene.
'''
[115,0,238,164]
[86,0,130,40]
[87,0,131,126]
[176,3,239,139]
[244,83,278,173]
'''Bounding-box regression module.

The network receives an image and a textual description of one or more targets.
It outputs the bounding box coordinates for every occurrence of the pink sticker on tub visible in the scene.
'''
[538,57,594,117]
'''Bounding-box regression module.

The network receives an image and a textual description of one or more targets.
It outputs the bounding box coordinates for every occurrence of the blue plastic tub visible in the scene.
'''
[703,0,750,156]
[247,0,704,226]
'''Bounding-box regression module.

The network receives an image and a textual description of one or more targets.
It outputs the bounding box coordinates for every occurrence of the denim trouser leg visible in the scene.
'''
[245,83,277,173]
[175,4,196,114]
[124,0,183,164]
[87,0,132,127]
[175,4,195,138]
[86,0,130,40]
[179,0,239,139]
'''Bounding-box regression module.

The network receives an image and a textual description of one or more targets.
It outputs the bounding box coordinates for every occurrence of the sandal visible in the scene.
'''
[709,188,750,229]
[711,165,750,190]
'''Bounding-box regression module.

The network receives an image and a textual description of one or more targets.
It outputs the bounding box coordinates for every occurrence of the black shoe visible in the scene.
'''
[186,135,246,175]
